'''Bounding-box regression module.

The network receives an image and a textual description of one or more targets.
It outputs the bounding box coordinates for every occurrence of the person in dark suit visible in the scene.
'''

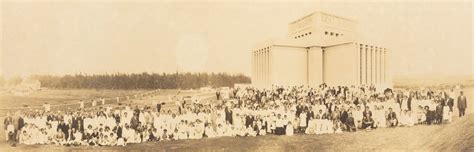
[407,96,412,111]
[340,108,348,124]
[47,114,53,122]
[447,97,454,112]
[225,107,233,125]
[245,115,254,128]
[58,121,69,140]
[362,113,375,130]
[296,104,303,117]
[113,122,123,139]
[457,91,467,117]
[425,106,436,125]
[156,102,162,113]
[435,102,444,124]
[17,116,24,131]
[345,112,356,132]
[72,116,79,130]
[363,106,372,118]
[386,108,398,127]
[130,115,139,130]
[216,90,221,100]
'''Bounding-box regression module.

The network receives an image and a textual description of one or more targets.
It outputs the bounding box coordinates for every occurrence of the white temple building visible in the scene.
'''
[251,11,392,88]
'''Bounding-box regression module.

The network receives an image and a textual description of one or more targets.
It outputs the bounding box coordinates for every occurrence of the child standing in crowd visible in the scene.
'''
[298,110,307,133]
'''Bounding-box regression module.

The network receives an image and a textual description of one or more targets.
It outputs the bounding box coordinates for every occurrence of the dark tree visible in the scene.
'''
[31,72,251,90]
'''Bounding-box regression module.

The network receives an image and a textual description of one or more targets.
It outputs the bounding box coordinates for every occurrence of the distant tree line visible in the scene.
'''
[30,72,251,90]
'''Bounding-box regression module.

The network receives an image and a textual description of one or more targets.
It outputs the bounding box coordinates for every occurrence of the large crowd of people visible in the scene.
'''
[3,84,469,147]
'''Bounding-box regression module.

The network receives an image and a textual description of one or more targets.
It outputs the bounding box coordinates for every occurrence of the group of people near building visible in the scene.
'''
[3,84,468,147]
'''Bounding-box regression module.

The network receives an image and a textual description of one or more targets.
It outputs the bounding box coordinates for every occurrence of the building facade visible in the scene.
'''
[251,12,392,88]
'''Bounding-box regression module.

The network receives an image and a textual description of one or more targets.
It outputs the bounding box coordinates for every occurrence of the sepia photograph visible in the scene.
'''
[0,0,473,151]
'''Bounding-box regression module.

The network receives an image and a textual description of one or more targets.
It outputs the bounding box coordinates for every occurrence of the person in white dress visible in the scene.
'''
[442,105,451,122]
[285,121,294,136]
[299,111,307,133]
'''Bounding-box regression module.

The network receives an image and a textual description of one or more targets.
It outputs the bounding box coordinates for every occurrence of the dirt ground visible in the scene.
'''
[0,87,473,152]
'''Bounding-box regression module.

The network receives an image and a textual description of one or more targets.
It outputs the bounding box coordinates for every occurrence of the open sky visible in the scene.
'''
[1,1,472,78]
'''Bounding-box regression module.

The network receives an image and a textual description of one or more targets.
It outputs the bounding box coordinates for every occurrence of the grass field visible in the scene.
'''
[0,86,473,151]
[0,89,163,108]
[0,89,212,115]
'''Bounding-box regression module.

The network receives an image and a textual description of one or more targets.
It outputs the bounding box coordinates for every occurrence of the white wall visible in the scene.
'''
[323,43,359,86]
[312,12,357,47]
[308,46,323,87]
[271,46,308,87]
[288,12,357,47]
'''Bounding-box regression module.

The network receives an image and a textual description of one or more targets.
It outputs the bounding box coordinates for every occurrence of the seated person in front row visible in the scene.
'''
[345,113,356,132]
[386,108,398,127]
[333,119,343,134]
[362,113,375,130]
[425,106,437,125]
[71,128,85,146]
